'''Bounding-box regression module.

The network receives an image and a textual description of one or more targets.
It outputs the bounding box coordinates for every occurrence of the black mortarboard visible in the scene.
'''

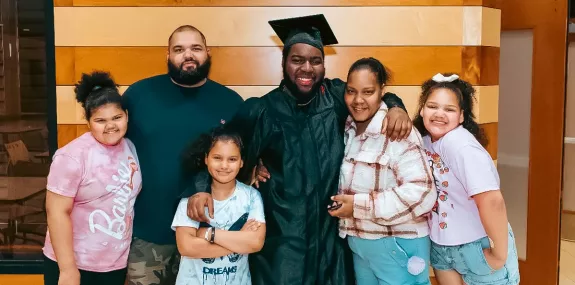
[268,14,338,54]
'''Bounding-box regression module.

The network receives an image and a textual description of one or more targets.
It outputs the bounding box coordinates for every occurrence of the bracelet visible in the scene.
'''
[488,237,495,249]
[210,227,216,244]
[204,227,212,242]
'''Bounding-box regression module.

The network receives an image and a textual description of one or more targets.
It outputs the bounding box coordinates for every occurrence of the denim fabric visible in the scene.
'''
[431,225,520,285]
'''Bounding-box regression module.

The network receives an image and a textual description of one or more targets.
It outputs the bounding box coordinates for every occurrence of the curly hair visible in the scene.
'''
[181,124,244,175]
[74,71,123,120]
[412,73,488,146]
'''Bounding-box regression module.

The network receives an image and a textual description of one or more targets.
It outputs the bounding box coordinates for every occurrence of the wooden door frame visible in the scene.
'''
[501,1,567,284]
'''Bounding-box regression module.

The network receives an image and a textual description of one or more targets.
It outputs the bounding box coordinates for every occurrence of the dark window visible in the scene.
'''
[0,0,55,273]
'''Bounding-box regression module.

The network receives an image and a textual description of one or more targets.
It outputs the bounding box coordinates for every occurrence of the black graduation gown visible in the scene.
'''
[184,78,406,285]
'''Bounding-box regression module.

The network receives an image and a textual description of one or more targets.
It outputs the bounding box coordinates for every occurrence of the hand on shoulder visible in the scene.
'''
[187,192,213,223]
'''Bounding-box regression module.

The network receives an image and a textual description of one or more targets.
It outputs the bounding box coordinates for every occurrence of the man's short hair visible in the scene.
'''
[168,25,207,47]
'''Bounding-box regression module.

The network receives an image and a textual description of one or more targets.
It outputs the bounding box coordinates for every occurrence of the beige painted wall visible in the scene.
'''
[563,43,575,212]
[498,30,533,259]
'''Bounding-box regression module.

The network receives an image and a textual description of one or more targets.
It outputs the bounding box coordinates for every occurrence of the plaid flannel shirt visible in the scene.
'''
[338,103,436,239]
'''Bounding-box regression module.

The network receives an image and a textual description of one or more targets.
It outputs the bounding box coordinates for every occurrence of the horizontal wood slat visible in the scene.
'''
[55,46,499,86]
[480,122,498,159]
[53,6,500,47]
[462,46,500,87]
[54,0,73,6]
[55,0,501,8]
[55,85,498,124]
[57,124,89,148]
[56,122,498,158]
[0,274,44,285]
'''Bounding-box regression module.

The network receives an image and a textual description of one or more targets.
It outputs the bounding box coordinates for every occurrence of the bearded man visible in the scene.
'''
[122,25,244,285]
[184,15,413,285]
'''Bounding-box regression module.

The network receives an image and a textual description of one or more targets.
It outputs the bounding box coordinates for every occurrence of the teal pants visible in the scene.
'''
[348,236,432,285]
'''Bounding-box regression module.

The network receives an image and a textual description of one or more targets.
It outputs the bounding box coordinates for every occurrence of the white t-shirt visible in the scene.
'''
[171,181,265,285]
[423,126,500,246]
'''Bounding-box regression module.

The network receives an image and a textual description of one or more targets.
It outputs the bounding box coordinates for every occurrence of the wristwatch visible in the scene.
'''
[210,227,216,244]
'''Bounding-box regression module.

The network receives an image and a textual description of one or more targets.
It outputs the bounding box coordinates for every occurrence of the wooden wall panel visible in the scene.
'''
[53,7,501,47]
[0,275,43,285]
[475,0,502,9]
[55,47,75,85]
[480,122,498,159]
[461,46,500,86]
[55,46,500,86]
[475,85,499,124]
[54,0,73,6]
[57,124,89,147]
[55,0,501,7]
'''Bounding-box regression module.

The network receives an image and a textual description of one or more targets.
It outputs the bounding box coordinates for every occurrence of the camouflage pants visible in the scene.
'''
[127,237,180,285]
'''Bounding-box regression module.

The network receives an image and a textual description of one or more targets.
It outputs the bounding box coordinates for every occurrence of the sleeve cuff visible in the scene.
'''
[46,186,77,198]
[382,92,407,111]
[353,193,371,219]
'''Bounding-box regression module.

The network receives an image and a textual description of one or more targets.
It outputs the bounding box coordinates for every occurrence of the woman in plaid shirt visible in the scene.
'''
[328,58,437,285]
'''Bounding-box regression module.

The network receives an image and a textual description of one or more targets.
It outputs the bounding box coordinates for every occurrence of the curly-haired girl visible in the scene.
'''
[414,73,520,285]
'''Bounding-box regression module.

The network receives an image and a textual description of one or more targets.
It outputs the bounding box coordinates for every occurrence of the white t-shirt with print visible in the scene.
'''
[171,181,265,285]
[422,126,500,246]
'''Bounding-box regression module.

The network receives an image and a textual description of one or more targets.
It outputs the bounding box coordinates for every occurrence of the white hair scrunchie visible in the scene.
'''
[432,73,459,83]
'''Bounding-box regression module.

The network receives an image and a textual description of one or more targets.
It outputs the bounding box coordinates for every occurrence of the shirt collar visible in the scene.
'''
[345,102,388,138]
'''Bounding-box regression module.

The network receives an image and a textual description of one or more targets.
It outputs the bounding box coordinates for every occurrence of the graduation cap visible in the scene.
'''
[268,14,338,54]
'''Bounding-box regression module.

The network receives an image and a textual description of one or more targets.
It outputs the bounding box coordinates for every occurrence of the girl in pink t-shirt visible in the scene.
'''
[43,71,142,285]
[413,73,519,285]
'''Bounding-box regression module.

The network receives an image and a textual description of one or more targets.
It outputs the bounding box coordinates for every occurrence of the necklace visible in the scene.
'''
[297,95,316,107]
[281,84,317,107]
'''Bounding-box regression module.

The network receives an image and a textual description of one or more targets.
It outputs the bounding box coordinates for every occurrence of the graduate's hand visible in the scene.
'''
[187,193,213,223]
[382,107,412,141]
[327,195,354,218]
[252,159,270,188]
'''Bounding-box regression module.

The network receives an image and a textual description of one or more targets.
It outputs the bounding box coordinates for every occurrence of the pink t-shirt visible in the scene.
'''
[42,132,142,272]
[423,126,500,246]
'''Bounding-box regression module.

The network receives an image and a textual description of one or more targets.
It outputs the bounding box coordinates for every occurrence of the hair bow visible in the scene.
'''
[432,73,459,83]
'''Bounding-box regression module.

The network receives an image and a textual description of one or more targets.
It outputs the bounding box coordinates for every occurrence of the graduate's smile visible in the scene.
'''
[296,76,314,87]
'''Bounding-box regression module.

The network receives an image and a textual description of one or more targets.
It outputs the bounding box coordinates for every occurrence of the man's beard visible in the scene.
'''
[282,69,324,103]
[168,56,211,86]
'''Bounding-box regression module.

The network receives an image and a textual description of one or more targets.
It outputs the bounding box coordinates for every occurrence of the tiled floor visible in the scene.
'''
[561,240,575,285]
